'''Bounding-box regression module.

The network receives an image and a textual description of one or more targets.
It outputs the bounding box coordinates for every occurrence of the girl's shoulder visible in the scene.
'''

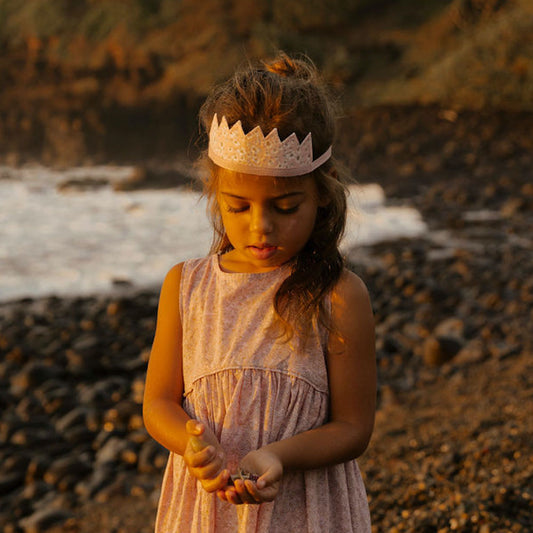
[327,268,375,365]
[164,256,212,285]
[183,255,217,273]
[159,262,185,300]
[328,268,374,339]
[161,256,219,299]
[331,268,372,310]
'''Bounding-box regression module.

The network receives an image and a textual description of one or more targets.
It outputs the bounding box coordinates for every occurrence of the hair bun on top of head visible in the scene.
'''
[263,53,315,81]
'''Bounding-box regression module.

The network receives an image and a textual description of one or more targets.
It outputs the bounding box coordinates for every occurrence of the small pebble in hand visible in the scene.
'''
[229,469,259,485]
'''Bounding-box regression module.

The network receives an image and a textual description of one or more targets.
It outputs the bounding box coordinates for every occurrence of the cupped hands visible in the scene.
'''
[183,419,230,493]
[217,448,283,505]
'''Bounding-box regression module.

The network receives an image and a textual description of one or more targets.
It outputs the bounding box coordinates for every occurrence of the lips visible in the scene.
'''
[248,243,278,260]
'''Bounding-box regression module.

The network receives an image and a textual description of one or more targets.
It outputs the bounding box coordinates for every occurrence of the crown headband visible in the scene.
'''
[208,114,332,177]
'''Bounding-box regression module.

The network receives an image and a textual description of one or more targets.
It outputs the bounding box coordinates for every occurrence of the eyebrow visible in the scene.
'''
[220,191,305,200]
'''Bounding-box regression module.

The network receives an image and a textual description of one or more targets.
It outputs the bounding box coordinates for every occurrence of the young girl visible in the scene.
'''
[143,53,376,532]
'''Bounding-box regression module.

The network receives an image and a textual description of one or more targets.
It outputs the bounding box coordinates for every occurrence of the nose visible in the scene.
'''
[249,206,274,235]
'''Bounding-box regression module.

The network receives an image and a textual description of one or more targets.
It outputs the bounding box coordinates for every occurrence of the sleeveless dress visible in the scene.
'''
[155,255,371,533]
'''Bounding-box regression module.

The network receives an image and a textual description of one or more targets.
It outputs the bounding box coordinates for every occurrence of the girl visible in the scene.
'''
[143,53,376,532]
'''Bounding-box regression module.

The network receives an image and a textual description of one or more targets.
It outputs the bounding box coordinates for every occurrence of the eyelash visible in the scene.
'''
[226,205,299,215]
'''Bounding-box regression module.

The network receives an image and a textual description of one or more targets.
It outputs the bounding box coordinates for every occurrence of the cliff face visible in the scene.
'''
[0,0,531,165]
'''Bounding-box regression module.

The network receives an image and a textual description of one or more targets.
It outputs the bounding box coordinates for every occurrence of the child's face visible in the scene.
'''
[216,169,321,273]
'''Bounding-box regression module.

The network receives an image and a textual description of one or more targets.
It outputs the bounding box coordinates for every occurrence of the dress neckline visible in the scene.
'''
[214,253,291,277]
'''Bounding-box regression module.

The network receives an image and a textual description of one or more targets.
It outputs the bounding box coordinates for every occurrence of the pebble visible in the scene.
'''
[453,340,487,365]
[422,335,463,367]
[44,456,92,487]
[75,465,116,499]
[18,508,76,533]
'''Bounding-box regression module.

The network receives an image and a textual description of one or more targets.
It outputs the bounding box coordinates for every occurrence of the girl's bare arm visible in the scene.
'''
[143,263,190,454]
[142,263,230,491]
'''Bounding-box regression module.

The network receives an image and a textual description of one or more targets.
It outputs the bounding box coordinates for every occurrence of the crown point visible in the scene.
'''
[265,128,281,143]
[282,133,300,151]
[301,133,313,158]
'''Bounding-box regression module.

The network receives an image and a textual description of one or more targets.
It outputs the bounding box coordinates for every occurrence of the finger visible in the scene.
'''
[217,478,236,496]
[222,487,242,505]
[234,479,257,504]
[216,481,237,502]
[188,435,206,454]
[256,470,274,490]
[194,457,225,481]
[243,479,273,503]
[185,419,204,436]
[244,480,262,503]
[255,486,277,503]
[201,468,231,493]
[186,445,216,468]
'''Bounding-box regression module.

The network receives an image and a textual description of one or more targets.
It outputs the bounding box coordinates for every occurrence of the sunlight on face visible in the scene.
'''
[216,170,320,273]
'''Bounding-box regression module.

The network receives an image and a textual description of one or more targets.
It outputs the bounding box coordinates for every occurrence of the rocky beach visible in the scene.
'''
[0,105,532,532]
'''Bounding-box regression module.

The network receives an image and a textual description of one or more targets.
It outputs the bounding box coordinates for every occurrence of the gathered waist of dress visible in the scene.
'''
[182,365,331,449]
[183,365,329,398]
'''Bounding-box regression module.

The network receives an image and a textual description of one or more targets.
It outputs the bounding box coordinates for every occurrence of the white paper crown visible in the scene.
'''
[208,114,332,177]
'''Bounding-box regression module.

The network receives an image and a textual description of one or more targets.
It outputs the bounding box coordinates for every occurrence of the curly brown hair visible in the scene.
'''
[198,52,349,342]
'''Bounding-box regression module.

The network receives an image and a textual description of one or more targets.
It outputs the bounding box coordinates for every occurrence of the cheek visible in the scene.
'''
[221,215,238,234]
[220,213,247,243]
[284,210,317,242]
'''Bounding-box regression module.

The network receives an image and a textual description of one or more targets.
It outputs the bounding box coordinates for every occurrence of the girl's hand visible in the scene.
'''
[217,448,283,505]
[183,419,230,493]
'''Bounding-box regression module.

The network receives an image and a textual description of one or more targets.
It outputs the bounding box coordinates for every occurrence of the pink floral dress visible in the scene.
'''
[155,255,371,532]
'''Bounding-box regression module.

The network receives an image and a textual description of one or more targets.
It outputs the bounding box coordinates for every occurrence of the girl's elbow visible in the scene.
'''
[353,432,372,458]
[346,421,374,459]
[142,397,160,440]
[142,401,154,436]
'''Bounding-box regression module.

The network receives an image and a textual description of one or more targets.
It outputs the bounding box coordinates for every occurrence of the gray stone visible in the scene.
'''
[43,455,92,487]
[55,406,94,433]
[19,507,75,533]
[95,436,130,465]
[74,465,114,499]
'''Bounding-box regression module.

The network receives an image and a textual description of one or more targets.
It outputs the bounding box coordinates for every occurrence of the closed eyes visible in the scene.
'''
[225,204,300,215]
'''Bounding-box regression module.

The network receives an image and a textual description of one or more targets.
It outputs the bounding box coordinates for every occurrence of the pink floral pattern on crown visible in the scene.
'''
[208,114,332,177]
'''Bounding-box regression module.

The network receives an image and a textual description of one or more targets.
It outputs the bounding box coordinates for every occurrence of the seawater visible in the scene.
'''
[0,165,427,302]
